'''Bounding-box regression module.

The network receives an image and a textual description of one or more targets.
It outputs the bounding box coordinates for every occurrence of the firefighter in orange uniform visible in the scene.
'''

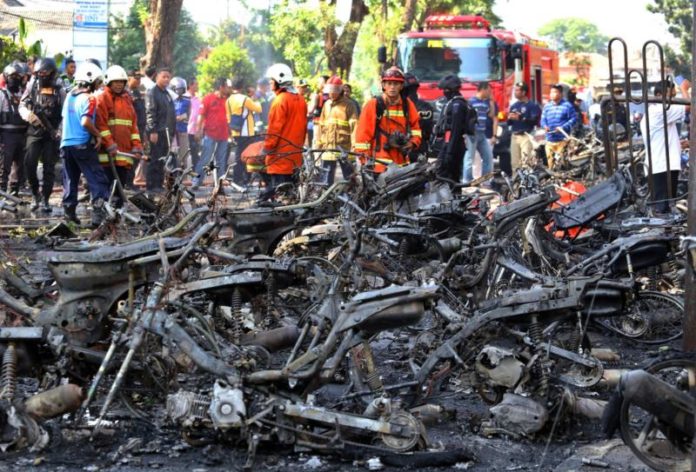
[353,67,421,172]
[262,63,307,200]
[96,65,143,203]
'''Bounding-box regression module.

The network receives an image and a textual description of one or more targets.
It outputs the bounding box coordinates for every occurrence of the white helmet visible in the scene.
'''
[266,63,293,86]
[74,62,103,85]
[104,65,128,85]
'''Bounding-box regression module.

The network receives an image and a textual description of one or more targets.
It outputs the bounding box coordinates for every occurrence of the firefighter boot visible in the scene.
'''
[63,205,81,225]
[90,198,105,228]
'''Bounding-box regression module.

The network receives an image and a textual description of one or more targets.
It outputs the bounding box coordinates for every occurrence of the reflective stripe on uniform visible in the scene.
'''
[384,110,404,118]
[354,142,371,150]
[99,153,133,166]
[411,129,422,137]
[131,134,140,141]
[326,118,350,126]
[107,118,133,126]
[100,130,112,137]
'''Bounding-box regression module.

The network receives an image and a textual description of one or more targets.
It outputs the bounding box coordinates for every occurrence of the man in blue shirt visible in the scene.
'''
[463,82,497,184]
[508,81,541,172]
[540,83,577,168]
[171,77,191,168]
[60,62,111,227]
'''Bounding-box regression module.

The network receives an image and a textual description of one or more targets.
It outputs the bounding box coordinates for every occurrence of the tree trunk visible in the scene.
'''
[401,0,418,33]
[141,0,184,70]
[323,0,368,79]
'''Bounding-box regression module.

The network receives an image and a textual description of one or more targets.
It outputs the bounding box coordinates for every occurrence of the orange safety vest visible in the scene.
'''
[353,94,421,172]
[96,88,142,168]
[263,89,308,175]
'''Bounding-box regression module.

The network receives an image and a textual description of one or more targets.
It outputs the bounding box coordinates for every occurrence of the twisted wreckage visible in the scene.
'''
[0,126,693,470]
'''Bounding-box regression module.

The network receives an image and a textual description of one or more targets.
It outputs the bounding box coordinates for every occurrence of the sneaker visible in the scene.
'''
[41,199,52,213]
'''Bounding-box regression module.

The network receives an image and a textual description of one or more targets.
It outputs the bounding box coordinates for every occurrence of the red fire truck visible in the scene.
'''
[387,15,559,162]
[394,14,559,111]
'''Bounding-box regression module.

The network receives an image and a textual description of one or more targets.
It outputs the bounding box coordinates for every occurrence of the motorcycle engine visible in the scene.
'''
[475,346,526,389]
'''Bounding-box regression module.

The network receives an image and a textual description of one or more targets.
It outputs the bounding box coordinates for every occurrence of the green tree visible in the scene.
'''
[538,18,609,53]
[269,1,326,79]
[207,8,283,80]
[647,0,691,78]
[109,0,203,79]
[197,40,255,94]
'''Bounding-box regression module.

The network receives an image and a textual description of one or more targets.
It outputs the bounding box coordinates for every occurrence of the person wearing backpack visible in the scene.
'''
[227,77,262,186]
[353,67,421,173]
[431,75,473,182]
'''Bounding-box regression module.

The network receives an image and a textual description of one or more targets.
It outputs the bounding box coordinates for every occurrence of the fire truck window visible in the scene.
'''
[397,37,503,83]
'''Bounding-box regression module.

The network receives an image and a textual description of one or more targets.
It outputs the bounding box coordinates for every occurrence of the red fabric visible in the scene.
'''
[264,90,308,175]
[200,93,229,141]
[96,88,142,168]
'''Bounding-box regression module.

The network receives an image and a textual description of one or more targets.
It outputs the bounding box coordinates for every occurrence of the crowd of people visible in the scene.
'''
[0,55,687,227]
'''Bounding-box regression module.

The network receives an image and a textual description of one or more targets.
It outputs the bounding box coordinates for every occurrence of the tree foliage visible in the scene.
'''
[197,40,255,94]
[207,7,283,80]
[269,1,327,79]
[538,18,609,54]
[109,0,203,79]
[647,0,692,78]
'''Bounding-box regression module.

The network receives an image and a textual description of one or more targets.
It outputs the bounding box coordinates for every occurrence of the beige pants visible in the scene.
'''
[511,133,533,171]
[545,140,568,169]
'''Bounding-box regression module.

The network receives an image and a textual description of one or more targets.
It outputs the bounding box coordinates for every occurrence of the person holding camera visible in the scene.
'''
[353,67,421,173]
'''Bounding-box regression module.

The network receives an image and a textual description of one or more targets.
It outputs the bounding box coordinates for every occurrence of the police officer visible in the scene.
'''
[432,75,469,182]
[19,58,65,212]
[403,73,434,158]
[60,62,111,227]
[0,63,28,195]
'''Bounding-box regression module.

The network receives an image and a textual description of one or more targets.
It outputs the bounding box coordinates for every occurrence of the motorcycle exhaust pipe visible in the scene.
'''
[0,286,40,319]
[241,325,300,352]
[621,370,695,437]
[25,384,83,420]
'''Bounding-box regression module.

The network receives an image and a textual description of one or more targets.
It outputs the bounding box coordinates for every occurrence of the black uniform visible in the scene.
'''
[406,91,435,156]
[19,77,65,204]
[0,86,28,193]
[145,84,176,191]
[433,94,468,181]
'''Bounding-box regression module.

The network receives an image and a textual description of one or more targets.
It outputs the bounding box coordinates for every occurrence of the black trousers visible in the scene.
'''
[0,131,25,192]
[436,138,465,183]
[147,132,169,191]
[652,170,679,213]
[25,134,58,199]
[104,165,132,207]
[233,136,261,185]
[188,133,200,169]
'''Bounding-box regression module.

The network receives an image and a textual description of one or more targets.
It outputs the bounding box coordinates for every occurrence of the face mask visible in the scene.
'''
[38,75,53,88]
[7,77,21,93]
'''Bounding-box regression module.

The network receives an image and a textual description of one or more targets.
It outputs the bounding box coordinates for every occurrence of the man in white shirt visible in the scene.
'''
[640,80,684,213]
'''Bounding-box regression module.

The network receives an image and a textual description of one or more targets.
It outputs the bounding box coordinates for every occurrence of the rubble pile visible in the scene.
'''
[0,141,692,471]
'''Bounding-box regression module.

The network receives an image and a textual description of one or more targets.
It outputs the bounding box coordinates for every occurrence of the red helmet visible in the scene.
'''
[381,66,405,83]
[323,75,344,93]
